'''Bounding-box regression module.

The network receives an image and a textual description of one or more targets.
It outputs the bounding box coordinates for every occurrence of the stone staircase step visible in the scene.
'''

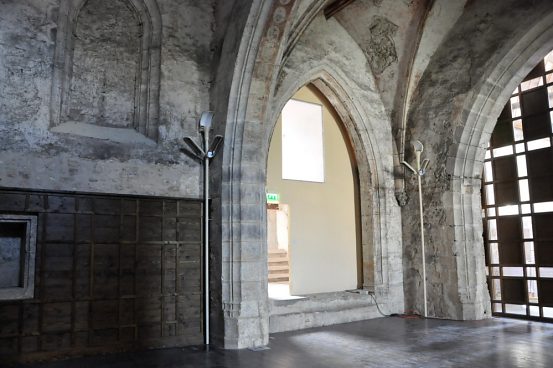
[269,265,289,272]
[269,275,290,283]
[268,249,289,283]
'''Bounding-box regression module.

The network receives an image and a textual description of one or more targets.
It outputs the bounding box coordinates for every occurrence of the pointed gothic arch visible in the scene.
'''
[449,12,553,319]
[214,0,403,347]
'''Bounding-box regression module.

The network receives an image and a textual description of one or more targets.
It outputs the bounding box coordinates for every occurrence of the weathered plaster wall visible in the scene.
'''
[406,0,466,116]
[65,0,140,129]
[334,0,419,118]
[158,0,213,143]
[0,0,215,198]
[403,0,553,319]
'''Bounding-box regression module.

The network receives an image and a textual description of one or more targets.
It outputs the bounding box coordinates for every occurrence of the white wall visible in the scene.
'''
[266,85,359,295]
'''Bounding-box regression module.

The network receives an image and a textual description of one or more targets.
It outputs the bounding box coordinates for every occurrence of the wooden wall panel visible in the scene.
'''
[0,188,203,362]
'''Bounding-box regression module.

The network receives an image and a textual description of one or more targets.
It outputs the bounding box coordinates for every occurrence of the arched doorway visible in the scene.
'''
[482,49,553,321]
[441,11,553,321]
[217,1,404,347]
[266,84,361,299]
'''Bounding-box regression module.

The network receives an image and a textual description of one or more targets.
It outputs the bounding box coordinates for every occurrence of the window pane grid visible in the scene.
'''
[483,53,553,321]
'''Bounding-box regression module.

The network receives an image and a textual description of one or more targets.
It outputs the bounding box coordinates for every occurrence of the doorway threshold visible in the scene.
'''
[268,283,306,301]
[268,290,380,333]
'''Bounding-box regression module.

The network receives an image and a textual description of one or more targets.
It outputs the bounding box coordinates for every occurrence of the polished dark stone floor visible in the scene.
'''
[10,317,553,368]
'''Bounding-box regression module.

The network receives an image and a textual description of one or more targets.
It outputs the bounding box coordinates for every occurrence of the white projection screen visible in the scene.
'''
[281,99,324,182]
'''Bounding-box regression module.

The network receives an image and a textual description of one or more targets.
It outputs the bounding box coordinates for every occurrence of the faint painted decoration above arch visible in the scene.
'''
[367,16,398,75]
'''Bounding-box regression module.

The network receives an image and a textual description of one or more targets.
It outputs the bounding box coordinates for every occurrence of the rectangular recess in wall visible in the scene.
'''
[281,99,325,183]
[0,214,37,300]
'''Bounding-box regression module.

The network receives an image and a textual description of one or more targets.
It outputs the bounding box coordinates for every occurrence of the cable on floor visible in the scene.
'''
[370,293,389,317]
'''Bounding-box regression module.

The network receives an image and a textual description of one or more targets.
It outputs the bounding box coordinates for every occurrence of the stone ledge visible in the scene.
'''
[269,290,386,333]
[52,122,156,146]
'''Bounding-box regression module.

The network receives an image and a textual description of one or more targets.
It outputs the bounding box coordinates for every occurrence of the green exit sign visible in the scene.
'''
[266,193,280,204]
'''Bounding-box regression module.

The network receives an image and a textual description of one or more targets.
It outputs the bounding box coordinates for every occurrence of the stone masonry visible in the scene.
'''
[1,0,553,354]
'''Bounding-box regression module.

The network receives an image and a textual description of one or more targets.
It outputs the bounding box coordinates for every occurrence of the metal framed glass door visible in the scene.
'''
[482,51,553,321]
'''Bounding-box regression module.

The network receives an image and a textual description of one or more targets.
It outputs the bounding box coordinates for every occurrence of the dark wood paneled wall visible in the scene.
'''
[0,189,203,362]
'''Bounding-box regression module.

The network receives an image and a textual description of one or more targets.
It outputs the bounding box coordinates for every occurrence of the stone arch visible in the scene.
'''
[216,0,403,348]
[449,12,553,319]
[268,65,392,293]
[213,0,301,349]
[281,0,327,64]
[50,0,161,141]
